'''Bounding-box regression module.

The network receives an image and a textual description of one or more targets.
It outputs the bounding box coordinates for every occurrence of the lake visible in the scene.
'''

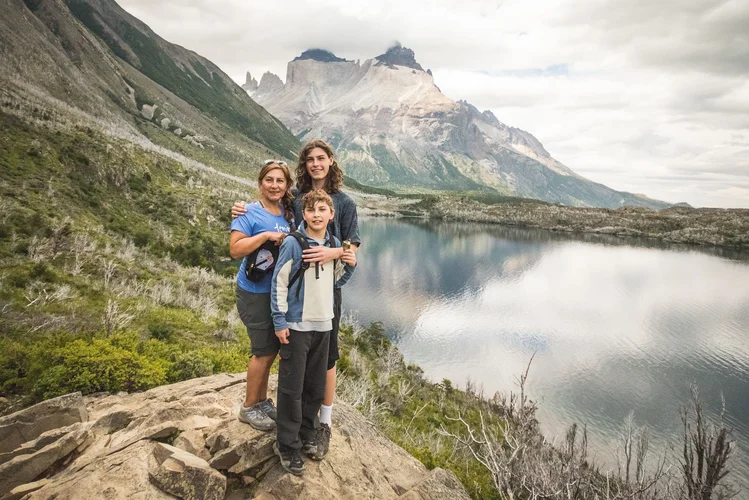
[342,217,749,491]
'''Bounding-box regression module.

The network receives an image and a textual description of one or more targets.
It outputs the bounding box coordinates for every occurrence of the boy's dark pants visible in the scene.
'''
[277,329,330,451]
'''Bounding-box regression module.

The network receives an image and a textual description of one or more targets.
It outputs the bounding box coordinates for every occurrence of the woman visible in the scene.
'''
[229,160,294,430]
[232,141,360,457]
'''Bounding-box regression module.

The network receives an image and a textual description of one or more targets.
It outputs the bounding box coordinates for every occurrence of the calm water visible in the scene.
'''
[343,218,749,491]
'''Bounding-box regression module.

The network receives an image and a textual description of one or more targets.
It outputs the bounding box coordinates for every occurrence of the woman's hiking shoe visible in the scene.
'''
[309,423,331,461]
[238,402,275,431]
[273,441,305,476]
[259,398,277,421]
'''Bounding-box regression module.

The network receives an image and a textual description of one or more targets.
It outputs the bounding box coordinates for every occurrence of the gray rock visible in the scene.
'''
[2,478,49,500]
[173,128,182,136]
[23,440,173,500]
[0,426,90,496]
[205,419,274,473]
[0,423,83,466]
[160,118,171,129]
[149,443,226,500]
[173,429,210,461]
[0,392,87,455]
[140,104,157,120]
[106,421,179,454]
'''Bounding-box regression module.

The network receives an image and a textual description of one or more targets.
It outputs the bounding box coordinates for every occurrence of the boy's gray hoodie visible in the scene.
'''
[270,225,355,332]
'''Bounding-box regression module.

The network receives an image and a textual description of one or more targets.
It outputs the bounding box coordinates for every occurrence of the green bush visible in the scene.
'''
[33,338,167,399]
[148,322,172,342]
[167,351,214,382]
[199,345,249,374]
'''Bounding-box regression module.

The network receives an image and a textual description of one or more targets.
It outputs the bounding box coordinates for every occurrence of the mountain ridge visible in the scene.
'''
[249,47,669,209]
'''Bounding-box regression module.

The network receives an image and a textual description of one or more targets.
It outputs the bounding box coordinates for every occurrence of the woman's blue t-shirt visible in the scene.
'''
[231,201,291,293]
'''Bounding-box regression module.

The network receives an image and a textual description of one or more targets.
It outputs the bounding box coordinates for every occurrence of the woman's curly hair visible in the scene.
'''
[296,140,343,194]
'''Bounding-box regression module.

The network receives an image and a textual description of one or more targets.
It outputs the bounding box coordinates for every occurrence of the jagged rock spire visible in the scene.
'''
[375,43,424,71]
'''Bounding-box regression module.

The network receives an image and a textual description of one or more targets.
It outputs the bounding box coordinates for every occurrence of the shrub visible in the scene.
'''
[33,338,167,399]
[167,351,214,382]
[148,322,172,342]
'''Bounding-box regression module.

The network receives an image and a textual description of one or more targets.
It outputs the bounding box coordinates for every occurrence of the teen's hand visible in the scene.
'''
[275,328,290,344]
[266,232,287,246]
[231,201,247,219]
[302,246,340,264]
[340,249,357,267]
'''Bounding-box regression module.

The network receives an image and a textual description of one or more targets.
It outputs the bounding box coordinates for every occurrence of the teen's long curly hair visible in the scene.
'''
[257,162,295,227]
[296,140,343,194]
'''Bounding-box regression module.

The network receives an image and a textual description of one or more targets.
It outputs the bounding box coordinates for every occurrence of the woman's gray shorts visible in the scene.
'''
[236,287,280,357]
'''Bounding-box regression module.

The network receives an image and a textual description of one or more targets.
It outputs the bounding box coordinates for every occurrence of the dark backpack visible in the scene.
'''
[286,230,338,300]
[244,240,280,283]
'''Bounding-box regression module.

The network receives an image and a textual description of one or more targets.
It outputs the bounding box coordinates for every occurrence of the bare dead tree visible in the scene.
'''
[681,385,738,500]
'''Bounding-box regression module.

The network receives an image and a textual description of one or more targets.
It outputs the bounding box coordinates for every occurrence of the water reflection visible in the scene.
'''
[344,218,749,490]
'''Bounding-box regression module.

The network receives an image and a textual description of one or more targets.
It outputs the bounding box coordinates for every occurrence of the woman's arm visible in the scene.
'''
[230,230,287,259]
[229,231,270,260]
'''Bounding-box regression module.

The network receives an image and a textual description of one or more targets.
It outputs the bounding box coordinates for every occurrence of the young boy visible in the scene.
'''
[270,189,356,475]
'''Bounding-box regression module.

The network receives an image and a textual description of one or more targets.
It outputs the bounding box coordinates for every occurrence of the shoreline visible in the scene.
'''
[349,189,749,251]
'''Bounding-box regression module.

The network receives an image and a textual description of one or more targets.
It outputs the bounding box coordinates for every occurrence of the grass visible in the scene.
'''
[0,109,255,408]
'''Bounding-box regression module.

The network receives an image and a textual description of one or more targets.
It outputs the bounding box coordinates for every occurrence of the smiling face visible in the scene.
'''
[258,166,288,203]
[305,147,332,183]
[303,201,334,234]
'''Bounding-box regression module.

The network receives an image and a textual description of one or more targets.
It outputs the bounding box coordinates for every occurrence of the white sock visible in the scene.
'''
[319,404,333,426]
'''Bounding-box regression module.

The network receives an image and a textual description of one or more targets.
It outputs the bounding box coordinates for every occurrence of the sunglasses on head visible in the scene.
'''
[264,159,288,167]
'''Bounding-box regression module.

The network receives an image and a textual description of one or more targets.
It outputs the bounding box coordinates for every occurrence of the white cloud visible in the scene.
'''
[118,0,749,207]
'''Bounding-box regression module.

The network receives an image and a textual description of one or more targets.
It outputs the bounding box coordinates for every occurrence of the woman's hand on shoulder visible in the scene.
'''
[231,201,247,219]
[302,246,340,264]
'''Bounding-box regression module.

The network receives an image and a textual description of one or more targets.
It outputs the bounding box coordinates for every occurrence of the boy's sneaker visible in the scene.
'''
[238,402,275,431]
[301,436,317,457]
[309,423,331,461]
[273,441,305,476]
[259,398,277,421]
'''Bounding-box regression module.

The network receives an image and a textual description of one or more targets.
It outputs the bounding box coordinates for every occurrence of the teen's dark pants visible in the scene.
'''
[276,329,330,451]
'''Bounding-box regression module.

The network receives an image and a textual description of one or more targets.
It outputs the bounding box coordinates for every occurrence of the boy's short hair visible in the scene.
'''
[301,189,334,212]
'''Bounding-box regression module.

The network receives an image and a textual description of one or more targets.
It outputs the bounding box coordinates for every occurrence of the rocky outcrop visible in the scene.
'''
[256,72,284,96]
[0,392,87,455]
[242,72,258,93]
[375,43,424,71]
[149,442,226,500]
[293,49,350,63]
[0,374,470,499]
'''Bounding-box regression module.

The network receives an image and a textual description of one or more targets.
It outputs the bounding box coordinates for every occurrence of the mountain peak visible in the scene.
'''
[242,71,258,92]
[293,49,349,63]
[256,71,284,94]
[375,43,424,71]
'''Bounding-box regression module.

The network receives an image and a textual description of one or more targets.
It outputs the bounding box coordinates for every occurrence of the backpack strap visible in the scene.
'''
[286,231,311,300]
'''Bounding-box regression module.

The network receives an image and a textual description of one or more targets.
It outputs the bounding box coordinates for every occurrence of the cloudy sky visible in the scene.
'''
[119,0,748,208]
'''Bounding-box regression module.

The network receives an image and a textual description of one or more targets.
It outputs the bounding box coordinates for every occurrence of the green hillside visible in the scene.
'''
[0,110,254,406]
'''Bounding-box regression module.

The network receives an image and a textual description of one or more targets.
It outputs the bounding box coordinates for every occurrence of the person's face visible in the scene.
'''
[258,167,287,202]
[303,201,334,232]
[305,147,332,182]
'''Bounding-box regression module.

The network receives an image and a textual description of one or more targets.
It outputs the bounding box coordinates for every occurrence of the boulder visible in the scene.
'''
[205,419,275,473]
[173,429,210,461]
[140,104,157,120]
[2,478,49,500]
[5,374,470,500]
[0,425,91,496]
[0,423,83,466]
[0,393,87,454]
[148,443,226,500]
[23,440,173,500]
